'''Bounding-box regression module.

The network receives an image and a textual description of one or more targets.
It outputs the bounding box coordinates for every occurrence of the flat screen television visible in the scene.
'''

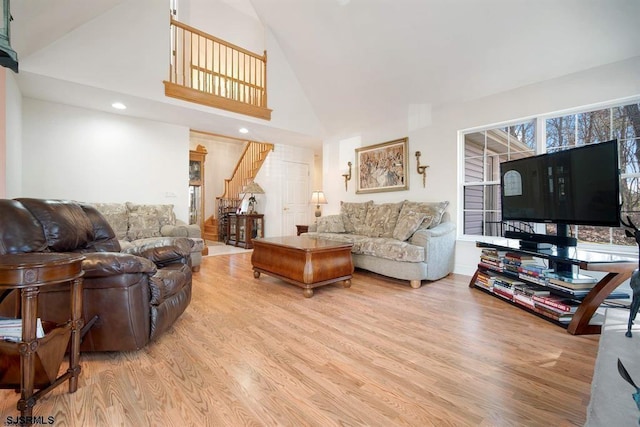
[500,139,620,248]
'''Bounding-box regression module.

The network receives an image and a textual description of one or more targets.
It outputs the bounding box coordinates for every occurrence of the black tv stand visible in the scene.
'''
[518,240,553,251]
[470,240,636,335]
[504,230,577,249]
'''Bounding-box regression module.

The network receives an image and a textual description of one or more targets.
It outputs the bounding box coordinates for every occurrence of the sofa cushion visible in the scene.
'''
[0,199,47,254]
[92,203,129,241]
[17,198,94,252]
[401,201,449,229]
[79,204,122,252]
[358,238,425,262]
[317,215,346,233]
[340,201,373,234]
[307,232,424,263]
[393,209,431,241]
[362,201,404,237]
[154,204,177,227]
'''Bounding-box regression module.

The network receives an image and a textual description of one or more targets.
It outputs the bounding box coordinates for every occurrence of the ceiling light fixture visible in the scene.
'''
[239,128,249,134]
[111,102,127,110]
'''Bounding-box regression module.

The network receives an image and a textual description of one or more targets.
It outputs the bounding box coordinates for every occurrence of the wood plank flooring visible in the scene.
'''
[0,253,599,426]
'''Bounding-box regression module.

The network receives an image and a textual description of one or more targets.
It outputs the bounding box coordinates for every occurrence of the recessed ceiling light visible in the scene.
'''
[239,128,249,134]
[112,102,127,110]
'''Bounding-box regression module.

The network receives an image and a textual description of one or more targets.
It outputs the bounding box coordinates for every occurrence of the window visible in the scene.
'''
[462,121,535,237]
[461,100,640,248]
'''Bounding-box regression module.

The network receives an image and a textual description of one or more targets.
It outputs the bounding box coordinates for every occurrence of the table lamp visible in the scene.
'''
[242,181,265,214]
[310,190,327,220]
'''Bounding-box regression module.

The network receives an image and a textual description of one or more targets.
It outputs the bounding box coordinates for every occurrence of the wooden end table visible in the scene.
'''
[251,236,354,298]
[0,253,84,421]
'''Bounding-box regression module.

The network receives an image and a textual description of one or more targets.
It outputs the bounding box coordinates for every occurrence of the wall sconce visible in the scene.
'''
[341,161,352,191]
[415,151,429,188]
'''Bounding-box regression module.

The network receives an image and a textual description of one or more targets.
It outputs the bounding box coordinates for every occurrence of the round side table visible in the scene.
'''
[0,253,84,421]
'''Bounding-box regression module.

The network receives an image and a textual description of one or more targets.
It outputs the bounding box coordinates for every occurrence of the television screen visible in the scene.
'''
[500,139,620,227]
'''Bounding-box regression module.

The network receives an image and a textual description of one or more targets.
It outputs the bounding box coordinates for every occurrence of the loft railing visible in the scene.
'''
[164,17,272,120]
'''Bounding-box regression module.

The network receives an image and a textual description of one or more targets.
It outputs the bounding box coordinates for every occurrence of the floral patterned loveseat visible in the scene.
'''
[91,202,206,271]
[304,200,455,288]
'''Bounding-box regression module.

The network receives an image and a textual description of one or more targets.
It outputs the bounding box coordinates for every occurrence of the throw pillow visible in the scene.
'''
[154,204,177,227]
[362,201,404,237]
[340,201,373,235]
[393,210,431,241]
[317,215,346,233]
[126,203,161,241]
[401,201,449,230]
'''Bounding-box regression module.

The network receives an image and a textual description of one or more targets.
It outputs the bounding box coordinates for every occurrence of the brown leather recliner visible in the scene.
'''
[0,198,192,352]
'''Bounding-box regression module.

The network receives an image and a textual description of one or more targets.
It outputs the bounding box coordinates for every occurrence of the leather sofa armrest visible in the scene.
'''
[121,237,192,266]
[81,252,157,278]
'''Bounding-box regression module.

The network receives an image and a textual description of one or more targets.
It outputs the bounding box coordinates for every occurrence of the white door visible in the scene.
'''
[282,161,310,235]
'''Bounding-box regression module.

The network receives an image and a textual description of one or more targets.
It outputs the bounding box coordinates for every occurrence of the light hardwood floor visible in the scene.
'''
[0,253,598,426]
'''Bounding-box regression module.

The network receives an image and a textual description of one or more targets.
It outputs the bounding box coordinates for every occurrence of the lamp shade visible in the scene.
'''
[310,191,327,205]
[243,181,265,195]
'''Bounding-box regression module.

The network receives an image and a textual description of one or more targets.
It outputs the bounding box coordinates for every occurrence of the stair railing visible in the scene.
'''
[215,141,273,240]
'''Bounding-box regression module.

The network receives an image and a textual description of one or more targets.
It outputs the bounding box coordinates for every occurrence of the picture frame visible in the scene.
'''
[356,137,409,194]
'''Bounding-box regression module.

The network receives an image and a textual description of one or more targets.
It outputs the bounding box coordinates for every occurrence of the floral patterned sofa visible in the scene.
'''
[90,202,205,271]
[304,200,455,288]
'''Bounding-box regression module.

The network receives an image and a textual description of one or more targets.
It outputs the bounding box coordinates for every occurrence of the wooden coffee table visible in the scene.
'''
[251,236,354,297]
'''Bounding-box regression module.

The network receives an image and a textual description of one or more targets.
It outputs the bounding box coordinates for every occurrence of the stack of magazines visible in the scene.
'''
[0,318,45,342]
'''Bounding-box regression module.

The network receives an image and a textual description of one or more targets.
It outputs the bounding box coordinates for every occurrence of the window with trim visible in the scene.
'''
[462,100,640,247]
[462,120,536,237]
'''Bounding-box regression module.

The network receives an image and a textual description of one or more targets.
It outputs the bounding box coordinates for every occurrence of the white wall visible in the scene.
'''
[19,0,324,146]
[254,143,315,237]
[182,0,264,55]
[322,56,640,277]
[5,70,22,198]
[21,0,168,104]
[21,98,191,221]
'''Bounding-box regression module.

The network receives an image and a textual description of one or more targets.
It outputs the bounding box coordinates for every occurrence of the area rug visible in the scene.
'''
[205,243,252,256]
[585,308,640,426]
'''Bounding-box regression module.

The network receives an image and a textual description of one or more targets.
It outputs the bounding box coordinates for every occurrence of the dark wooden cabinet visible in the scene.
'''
[226,214,264,249]
[296,225,309,236]
[189,145,207,231]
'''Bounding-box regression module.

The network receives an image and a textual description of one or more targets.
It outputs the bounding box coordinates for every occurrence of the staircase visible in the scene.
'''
[202,217,219,242]
[201,141,274,242]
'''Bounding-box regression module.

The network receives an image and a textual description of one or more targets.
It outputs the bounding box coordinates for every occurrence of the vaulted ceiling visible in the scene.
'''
[9,0,640,145]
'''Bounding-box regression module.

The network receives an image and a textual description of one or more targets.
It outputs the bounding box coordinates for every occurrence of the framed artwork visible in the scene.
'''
[356,137,409,194]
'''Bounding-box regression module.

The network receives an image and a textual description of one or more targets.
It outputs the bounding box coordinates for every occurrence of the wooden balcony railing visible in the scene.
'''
[163,17,272,120]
